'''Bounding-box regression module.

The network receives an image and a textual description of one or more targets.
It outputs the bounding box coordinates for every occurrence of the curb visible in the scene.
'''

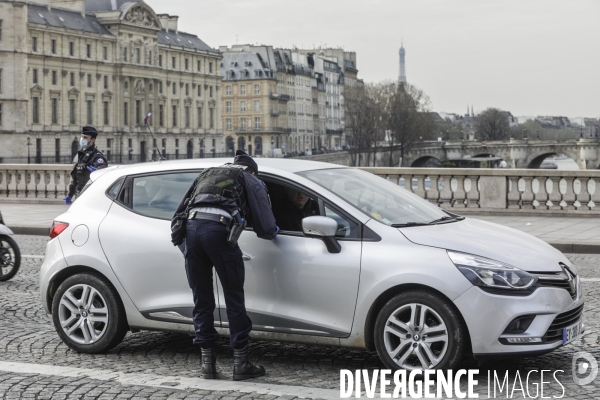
[9,227,49,236]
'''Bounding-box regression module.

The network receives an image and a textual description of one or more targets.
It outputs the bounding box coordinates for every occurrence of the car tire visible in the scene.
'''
[52,273,128,353]
[374,290,467,371]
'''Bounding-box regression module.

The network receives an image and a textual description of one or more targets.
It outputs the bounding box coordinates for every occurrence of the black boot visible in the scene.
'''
[233,345,265,381]
[201,347,217,379]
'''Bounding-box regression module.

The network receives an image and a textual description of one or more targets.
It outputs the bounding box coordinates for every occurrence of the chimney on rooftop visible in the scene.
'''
[157,14,177,33]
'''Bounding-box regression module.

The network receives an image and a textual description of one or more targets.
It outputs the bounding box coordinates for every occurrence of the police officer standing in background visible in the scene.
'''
[64,126,108,205]
[173,150,278,381]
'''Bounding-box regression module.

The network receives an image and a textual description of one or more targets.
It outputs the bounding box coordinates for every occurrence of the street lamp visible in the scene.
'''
[580,127,584,138]
[26,137,32,164]
[536,129,540,140]
[524,128,527,139]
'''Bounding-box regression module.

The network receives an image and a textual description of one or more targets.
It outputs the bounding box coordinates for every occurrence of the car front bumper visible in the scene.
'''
[453,277,584,358]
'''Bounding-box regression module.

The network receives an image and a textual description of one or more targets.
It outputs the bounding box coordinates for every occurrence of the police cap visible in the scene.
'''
[82,126,98,138]
[234,150,258,174]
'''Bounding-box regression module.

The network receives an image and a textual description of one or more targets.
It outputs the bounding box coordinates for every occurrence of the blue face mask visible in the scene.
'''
[80,138,89,149]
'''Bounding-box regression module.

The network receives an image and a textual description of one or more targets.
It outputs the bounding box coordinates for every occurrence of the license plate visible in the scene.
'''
[563,319,583,345]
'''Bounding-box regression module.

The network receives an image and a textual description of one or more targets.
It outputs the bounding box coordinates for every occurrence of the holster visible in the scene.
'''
[227,218,247,247]
[171,212,188,246]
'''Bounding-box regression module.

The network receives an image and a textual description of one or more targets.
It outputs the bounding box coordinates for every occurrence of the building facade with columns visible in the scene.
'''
[0,0,223,164]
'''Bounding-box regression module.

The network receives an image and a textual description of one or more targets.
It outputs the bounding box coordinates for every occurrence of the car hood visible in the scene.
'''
[398,217,568,273]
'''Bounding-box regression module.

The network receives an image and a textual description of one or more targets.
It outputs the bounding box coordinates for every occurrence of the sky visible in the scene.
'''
[144,0,600,119]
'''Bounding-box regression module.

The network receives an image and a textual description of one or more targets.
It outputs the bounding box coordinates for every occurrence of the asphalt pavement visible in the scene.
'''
[0,236,599,399]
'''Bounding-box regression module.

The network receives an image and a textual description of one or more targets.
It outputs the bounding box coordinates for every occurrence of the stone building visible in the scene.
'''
[219,44,351,156]
[0,0,222,164]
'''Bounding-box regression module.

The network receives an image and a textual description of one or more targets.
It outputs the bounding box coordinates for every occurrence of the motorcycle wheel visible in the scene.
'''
[0,235,21,281]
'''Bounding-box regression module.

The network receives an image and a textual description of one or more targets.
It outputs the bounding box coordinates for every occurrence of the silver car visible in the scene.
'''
[40,159,584,371]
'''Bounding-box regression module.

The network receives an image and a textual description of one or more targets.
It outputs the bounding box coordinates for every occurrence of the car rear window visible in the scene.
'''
[132,172,198,219]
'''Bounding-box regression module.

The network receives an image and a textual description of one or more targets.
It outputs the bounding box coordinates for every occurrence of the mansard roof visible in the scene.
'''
[157,30,215,53]
[85,0,145,12]
[28,3,112,35]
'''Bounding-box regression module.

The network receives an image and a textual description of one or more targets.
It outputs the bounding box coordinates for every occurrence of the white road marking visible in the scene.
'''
[0,361,340,399]
[22,255,45,259]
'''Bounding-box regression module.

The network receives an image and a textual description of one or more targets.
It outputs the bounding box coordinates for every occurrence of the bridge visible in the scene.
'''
[406,137,600,169]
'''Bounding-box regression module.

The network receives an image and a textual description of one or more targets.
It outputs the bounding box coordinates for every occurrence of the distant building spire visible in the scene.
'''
[399,40,406,84]
[471,105,474,117]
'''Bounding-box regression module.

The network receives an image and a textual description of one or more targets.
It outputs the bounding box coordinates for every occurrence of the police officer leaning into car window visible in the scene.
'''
[64,126,108,205]
[176,150,279,381]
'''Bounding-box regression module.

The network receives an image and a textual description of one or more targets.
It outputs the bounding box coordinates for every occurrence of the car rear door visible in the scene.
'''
[99,170,221,326]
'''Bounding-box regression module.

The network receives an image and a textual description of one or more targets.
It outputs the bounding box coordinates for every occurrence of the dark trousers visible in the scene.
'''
[184,219,252,349]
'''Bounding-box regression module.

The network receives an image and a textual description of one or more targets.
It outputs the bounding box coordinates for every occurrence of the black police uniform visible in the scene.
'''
[177,163,277,352]
[67,143,108,197]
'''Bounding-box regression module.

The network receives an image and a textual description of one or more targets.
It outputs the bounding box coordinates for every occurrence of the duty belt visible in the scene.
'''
[188,211,231,226]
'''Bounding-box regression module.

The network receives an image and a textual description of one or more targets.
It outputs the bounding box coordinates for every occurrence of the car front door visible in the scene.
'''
[99,171,221,327]
[216,177,362,338]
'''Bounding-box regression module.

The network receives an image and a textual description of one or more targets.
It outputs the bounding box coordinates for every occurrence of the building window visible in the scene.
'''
[226,118,232,130]
[185,59,189,70]
[197,107,202,128]
[69,42,74,56]
[103,101,109,125]
[103,46,108,60]
[128,138,132,148]
[135,48,140,64]
[240,101,246,112]
[70,73,75,86]
[0,69,2,93]
[240,85,246,95]
[104,76,108,89]
[226,86,232,96]
[254,100,260,112]
[33,69,38,84]
[32,37,37,52]
[69,99,76,124]
[123,48,127,62]
[51,39,56,54]
[148,103,153,126]
[172,57,176,68]
[159,54,163,67]
[87,100,93,124]
[185,84,189,96]
[209,62,213,73]
[197,85,201,96]
[209,86,213,97]
[159,105,164,127]
[87,74,92,88]
[124,102,128,125]
[135,100,141,125]
[86,44,91,58]
[159,81,163,94]
[226,101,232,113]
[172,105,177,127]
[32,97,39,123]
[148,51,152,65]
[55,138,60,163]
[254,84,260,94]
[0,104,2,126]
[209,108,214,128]
[240,118,246,131]
[51,98,58,124]
[254,117,261,130]
[172,84,176,95]
[52,71,57,85]
[0,21,2,42]
[185,106,190,128]
[197,60,201,71]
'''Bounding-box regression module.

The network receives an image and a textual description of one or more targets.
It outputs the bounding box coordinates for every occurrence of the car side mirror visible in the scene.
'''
[302,216,341,254]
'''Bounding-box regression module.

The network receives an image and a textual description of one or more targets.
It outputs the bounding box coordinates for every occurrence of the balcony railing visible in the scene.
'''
[271,109,281,116]
[270,93,291,101]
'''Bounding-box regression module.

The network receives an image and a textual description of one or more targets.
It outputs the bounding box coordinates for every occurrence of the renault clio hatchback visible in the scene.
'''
[41,159,584,371]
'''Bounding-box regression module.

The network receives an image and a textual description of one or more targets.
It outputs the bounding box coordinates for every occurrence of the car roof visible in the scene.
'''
[104,158,346,176]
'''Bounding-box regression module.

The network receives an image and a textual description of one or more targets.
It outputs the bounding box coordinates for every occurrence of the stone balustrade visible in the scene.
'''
[360,168,600,216]
[0,164,72,203]
[2,164,600,215]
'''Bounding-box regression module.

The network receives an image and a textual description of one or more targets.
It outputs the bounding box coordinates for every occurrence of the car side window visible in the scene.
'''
[107,178,125,199]
[131,172,198,219]
[264,180,320,233]
[324,203,359,239]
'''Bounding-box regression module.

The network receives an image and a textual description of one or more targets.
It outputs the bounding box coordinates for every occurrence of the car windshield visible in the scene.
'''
[298,168,450,226]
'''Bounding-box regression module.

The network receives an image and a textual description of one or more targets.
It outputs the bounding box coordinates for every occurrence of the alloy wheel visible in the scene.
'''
[0,240,16,277]
[58,284,109,345]
[383,303,449,370]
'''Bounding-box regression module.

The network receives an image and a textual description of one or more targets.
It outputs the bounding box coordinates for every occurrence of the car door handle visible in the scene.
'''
[242,255,251,261]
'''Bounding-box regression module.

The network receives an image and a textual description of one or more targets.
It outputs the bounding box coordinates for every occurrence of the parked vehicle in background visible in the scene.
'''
[0,211,21,282]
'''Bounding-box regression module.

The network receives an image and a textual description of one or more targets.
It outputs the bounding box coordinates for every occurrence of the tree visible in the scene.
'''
[378,81,435,166]
[344,83,383,166]
[476,108,510,141]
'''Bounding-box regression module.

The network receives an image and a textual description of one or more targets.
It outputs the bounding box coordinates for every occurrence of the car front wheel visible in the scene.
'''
[374,290,467,371]
[52,273,128,353]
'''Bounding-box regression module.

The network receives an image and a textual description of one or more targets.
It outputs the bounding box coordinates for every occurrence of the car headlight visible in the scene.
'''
[447,251,537,290]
